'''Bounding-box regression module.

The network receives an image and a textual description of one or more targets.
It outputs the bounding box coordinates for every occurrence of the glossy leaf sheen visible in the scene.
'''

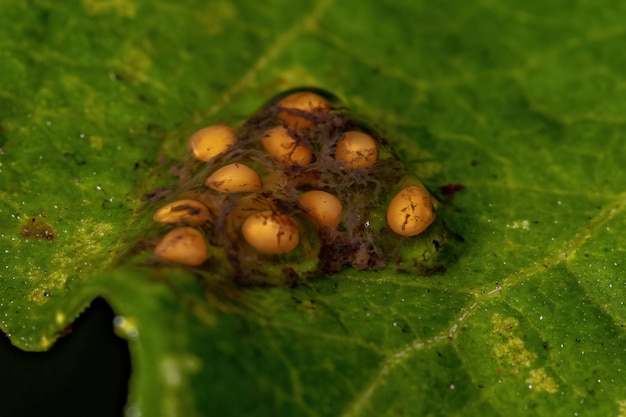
[1,1,626,416]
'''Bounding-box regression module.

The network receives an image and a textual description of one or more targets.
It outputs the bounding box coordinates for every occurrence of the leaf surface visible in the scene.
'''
[1,1,626,416]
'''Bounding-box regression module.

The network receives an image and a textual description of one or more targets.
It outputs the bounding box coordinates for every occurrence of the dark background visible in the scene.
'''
[0,298,130,417]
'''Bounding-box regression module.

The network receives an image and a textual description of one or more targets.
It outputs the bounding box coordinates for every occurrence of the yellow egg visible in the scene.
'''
[334,131,378,168]
[300,190,342,228]
[188,125,236,162]
[277,92,330,131]
[241,211,300,254]
[154,227,207,266]
[386,186,436,236]
[278,91,330,112]
[153,199,211,226]
[261,126,313,166]
[205,163,262,193]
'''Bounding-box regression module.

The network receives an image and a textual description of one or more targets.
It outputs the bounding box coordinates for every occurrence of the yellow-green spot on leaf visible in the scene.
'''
[491,314,540,374]
[273,66,320,90]
[39,335,53,350]
[492,337,538,372]
[159,355,203,416]
[160,355,202,388]
[159,354,202,387]
[195,1,237,35]
[109,43,153,84]
[411,154,442,180]
[28,288,50,304]
[508,220,531,230]
[296,299,317,314]
[190,303,217,328]
[113,315,139,340]
[55,311,65,325]
[90,136,104,150]
[82,0,136,18]
[491,313,519,335]
[525,368,559,394]
[45,220,115,288]
[47,255,71,288]
[161,357,182,388]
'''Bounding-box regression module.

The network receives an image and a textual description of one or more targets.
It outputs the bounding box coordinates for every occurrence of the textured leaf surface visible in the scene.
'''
[1,0,626,416]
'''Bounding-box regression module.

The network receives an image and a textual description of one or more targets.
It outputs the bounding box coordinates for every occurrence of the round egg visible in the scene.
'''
[205,163,262,193]
[386,186,436,236]
[300,190,342,228]
[241,211,300,254]
[154,227,207,266]
[262,126,313,166]
[334,131,378,168]
[277,92,330,131]
[153,199,211,226]
[188,125,236,162]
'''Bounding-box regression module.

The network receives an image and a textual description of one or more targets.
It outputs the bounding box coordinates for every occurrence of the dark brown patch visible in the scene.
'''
[441,183,465,196]
[20,218,55,240]
[141,186,170,201]
[58,324,73,337]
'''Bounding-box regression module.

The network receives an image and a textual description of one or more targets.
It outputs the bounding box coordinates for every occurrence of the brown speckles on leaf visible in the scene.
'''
[20,218,55,241]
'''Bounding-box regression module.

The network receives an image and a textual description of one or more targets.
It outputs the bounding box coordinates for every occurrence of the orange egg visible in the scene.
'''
[205,163,262,193]
[386,186,435,236]
[262,126,313,166]
[188,125,236,162]
[300,190,342,228]
[241,211,300,254]
[334,131,378,168]
[154,227,207,266]
[153,199,211,226]
[277,92,330,131]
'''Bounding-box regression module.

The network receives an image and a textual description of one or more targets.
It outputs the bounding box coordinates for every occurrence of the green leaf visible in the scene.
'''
[2,0,626,416]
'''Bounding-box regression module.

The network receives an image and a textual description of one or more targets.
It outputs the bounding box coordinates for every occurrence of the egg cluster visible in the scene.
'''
[149,89,445,285]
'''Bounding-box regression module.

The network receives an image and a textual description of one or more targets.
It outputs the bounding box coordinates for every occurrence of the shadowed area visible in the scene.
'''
[0,298,130,417]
